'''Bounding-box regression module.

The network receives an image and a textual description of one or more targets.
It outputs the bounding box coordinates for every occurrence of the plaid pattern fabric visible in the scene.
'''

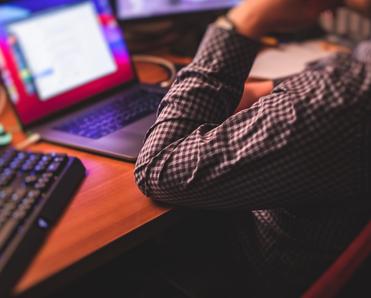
[135,25,371,293]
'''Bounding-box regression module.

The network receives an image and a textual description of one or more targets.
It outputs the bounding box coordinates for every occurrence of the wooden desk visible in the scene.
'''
[0,61,180,297]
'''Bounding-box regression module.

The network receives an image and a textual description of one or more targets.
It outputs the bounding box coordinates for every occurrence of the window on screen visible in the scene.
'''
[7,1,117,101]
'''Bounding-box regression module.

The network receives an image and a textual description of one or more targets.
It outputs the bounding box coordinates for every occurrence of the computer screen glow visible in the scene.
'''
[0,0,135,125]
[118,0,240,20]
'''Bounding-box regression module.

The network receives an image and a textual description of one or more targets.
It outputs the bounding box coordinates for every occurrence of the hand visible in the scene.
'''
[227,0,342,39]
[235,81,273,113]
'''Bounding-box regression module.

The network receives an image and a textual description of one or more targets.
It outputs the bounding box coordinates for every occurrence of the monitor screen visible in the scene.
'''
[117,0,240,20]
[0,0,135,126]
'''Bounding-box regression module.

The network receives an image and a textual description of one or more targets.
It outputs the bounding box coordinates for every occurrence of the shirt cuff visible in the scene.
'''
[192,24,261,84]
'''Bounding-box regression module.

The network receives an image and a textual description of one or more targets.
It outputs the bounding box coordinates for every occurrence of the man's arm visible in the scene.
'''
[135,25,260,203]
[135,0,371,210]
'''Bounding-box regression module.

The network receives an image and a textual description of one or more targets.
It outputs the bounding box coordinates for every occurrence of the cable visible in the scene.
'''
[0,84,7,116]
[133,55,177,88]
[15,133,41,150]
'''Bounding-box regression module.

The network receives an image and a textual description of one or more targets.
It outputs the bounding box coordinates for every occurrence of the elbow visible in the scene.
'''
[134,160,174,203]
[135,160,190,206]
[134,161,151,198]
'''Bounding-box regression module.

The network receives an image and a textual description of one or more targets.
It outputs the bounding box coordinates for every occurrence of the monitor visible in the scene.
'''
[116,0,240,21]
[0,0,135,126]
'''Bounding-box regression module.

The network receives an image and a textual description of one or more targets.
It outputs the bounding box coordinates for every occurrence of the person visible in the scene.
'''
[134,0,371,296]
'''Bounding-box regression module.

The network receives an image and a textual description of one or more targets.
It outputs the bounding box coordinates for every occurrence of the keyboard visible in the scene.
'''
[55,89,162,140]
[0,148,86,297]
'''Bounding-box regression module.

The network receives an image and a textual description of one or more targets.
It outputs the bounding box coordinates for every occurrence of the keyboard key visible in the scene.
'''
[24,175,38,186]
[47,162,62,174]
[54,90,162,139]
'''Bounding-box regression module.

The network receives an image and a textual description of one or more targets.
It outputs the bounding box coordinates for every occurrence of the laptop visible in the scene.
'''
[0,0,166,161]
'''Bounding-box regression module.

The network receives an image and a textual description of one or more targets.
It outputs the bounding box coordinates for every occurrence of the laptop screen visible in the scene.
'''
[117,0,240,20]
[0,0,135,126]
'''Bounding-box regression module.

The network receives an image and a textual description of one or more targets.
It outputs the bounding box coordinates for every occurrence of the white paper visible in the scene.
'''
[250,40,335,80]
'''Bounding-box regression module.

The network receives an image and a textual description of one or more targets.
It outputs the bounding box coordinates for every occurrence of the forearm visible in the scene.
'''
[135,0,370,210]
[135,25,260,197]
[135,49,370,210]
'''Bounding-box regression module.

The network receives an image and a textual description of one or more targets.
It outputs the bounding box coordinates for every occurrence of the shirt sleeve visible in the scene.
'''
[134,27,371,211]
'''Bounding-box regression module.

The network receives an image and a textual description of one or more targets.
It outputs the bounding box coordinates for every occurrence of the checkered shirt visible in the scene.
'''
[135,25,371,294]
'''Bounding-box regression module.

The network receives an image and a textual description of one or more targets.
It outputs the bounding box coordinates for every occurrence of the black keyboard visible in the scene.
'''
[55,89,163,140]
[0,148,86,297]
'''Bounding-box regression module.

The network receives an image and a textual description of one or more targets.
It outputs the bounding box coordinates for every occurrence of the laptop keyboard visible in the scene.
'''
[54,90,163,140]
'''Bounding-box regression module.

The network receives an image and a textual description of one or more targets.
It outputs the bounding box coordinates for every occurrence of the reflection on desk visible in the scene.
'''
[0,60,175,297]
